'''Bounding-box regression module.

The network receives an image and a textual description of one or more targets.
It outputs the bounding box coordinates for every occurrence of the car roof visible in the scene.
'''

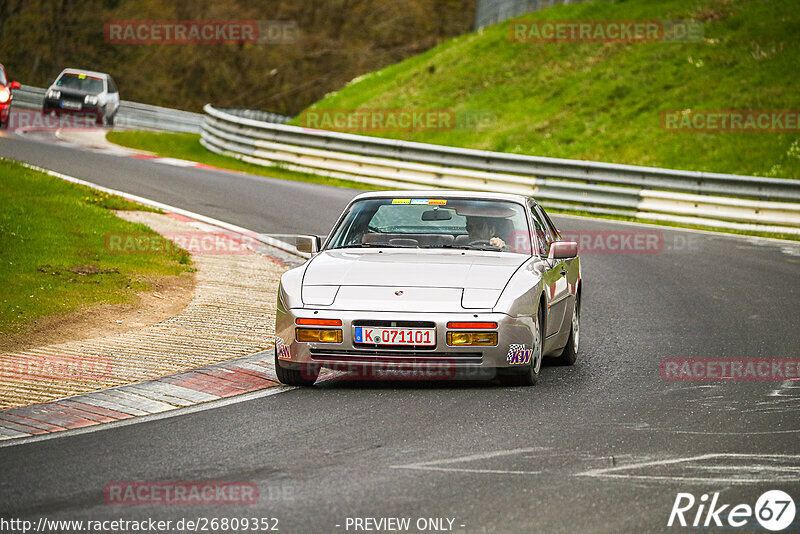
[58,68,110,79]
[350,190,533,205]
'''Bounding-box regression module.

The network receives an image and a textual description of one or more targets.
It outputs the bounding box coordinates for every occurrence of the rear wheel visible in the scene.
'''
[274,347,319,386]
[500,306,543,386]
[553,292,580,366]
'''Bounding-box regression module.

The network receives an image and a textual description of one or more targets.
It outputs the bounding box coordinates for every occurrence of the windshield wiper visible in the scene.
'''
[336,243,417,249]
[420,244,501,251]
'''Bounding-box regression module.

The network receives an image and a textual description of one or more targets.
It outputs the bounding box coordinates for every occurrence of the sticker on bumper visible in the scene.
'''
[276,336,291,360]
[507,343,534,365]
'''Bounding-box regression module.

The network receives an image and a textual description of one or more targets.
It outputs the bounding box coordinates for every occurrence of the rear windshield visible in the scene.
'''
[56,73,104,94]
[326,197,533,254]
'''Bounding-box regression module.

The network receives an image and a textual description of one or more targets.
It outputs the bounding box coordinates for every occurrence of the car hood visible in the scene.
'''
[303,249,526,290]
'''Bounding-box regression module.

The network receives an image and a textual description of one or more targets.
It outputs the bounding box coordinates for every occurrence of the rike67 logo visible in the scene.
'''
[669,490,796,531]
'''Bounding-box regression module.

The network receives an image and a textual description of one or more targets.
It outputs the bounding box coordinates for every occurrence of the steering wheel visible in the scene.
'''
[468,239,493,246]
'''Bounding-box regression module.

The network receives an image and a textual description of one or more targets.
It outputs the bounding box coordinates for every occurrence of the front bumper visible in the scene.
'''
[43,98,103,118]
[275,306,537,378]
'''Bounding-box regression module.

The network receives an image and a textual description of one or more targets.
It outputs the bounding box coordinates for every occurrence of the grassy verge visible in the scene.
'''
[296,0,800,179]
[106,131,383,191]
[0,159,193,336]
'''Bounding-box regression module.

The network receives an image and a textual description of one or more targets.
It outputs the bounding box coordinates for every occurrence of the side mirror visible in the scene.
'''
[9,81,20,90]
[548,240,578,260]
[296,235,321,254]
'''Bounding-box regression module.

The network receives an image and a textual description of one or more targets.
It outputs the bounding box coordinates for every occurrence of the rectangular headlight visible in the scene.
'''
[447,331,498,346]
[296,328,342,343]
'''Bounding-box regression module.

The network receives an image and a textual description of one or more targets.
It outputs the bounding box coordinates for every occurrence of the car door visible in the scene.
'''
[532,204,571,337]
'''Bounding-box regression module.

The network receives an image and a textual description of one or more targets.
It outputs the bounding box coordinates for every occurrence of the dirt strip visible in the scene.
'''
[0,211,288,410]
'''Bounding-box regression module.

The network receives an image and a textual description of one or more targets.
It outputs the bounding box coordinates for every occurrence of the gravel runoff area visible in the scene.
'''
[0,210,288,410]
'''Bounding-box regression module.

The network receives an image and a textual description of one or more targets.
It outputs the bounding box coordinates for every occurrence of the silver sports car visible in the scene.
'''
[274,191,581,386]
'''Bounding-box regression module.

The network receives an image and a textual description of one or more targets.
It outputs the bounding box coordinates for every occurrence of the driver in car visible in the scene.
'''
[465,215,507,249]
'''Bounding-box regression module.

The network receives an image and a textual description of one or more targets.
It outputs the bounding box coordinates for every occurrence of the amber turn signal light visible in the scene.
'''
[446,331,498,346]
[296,328,343,343]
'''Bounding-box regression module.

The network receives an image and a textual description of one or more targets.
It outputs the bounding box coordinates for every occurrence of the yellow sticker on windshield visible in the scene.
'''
[78,74,86,79]
[392,198,447,205]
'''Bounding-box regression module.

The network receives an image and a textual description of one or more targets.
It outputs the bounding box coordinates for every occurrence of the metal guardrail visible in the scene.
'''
[220,108,291,125]
[200,104,800,235]
[475,0,596,30]
[12,85,204,133]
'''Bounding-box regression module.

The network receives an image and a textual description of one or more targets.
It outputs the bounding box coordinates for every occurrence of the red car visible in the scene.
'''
[0,64,21,127]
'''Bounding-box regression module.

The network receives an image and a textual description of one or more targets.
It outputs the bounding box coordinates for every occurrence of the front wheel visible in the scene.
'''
[553,292,580,366]
[500,306,543,386]
[274,347,319,386]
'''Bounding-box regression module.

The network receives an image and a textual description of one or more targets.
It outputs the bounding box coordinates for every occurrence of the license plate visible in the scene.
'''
[354,326,435,346]
[61,101,82,110]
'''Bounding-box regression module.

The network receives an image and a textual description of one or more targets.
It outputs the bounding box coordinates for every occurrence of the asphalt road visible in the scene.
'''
[1,131,799,533]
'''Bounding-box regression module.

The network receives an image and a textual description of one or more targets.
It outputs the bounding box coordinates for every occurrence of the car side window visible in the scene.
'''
[533,205,558,253]
[107,77,118,93]
[528,203,548,255]
[538,206,561,241]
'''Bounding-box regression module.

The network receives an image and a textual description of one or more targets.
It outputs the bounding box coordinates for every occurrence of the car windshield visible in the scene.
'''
[326,197,533,254]
[56,73,104,94]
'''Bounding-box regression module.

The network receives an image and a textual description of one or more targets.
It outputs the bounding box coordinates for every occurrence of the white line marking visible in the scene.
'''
[391,447,546,475]
[578,474,798,484]
[684,465,800,472]
[578,453,720,475]
[577,453,800,484]
[0,385,295,449]
[398,467,542,475]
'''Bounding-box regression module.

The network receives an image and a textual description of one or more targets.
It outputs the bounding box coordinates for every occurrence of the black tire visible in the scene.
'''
[500,306,543,386]
[106,113,115,127]
[274,347,318,386]
[553,292,580,366]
